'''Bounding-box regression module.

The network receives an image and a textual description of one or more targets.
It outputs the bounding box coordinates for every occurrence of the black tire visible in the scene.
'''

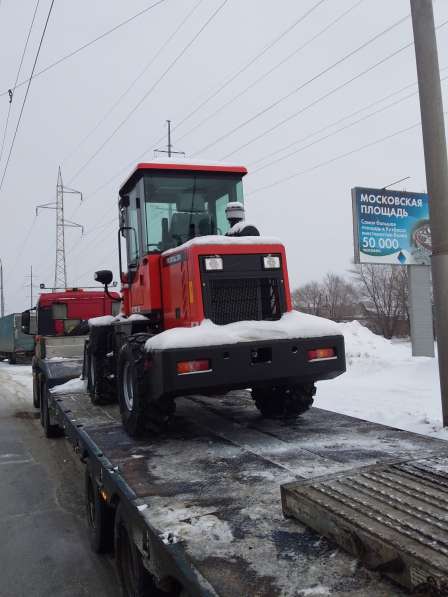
[85,467,114,553]
[32,370,41,409]
[252,383,315,419]
[117,335,175,438]
[41,379,62,438]
[114,503,164,597]
[8,353,16,365]
[87,344,115,405]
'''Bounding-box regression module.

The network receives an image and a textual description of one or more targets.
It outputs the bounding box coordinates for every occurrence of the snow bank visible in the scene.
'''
[162,235,282,256]
[145,311,340,352]
[50,377,87,394]
[316,320,448,441]
[336,320,409,366]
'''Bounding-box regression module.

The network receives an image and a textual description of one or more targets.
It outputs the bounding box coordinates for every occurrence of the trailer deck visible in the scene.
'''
[49,388,448,596]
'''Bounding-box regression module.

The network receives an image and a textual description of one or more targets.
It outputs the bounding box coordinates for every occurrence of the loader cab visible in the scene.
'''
[118,162,247,269]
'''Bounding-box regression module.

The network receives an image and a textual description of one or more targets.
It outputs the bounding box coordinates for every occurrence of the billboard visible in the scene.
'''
[352,187,431,266]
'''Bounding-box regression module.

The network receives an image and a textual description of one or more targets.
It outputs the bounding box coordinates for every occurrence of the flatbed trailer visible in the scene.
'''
[44,382,448,597]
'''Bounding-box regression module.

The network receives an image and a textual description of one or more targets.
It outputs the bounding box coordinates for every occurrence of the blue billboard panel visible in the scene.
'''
[352,187,431,266]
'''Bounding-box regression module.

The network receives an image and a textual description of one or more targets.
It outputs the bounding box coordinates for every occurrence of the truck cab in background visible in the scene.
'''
[21,288,120,436]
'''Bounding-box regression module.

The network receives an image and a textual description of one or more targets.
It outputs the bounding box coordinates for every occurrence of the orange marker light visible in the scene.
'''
[307,348,336,362]
[176,359,211,375]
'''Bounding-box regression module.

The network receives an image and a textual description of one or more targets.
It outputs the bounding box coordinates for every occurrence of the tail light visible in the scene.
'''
[176,359,211,375]
[307,348,336,362]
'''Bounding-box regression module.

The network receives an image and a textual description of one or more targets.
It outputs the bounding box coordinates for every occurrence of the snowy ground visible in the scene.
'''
[2,321,448,442]
[316,321,448,441]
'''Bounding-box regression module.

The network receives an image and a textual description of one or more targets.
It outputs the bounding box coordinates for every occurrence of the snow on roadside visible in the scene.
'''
[316,320,447,441]
[0,361,32,392]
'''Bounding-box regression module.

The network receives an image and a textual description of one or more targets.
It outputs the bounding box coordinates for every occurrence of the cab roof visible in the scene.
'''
[119,159,248,196]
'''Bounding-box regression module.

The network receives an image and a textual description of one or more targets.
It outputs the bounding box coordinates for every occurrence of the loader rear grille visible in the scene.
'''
[202,277,283,325]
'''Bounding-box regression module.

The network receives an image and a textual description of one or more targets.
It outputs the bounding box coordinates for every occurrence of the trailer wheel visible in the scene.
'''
[85,467,114,553]
[8,353,16,365]
[114,503,164,597]
[32,371,41,409]
[252,383,315,419]
[41,380,62,438]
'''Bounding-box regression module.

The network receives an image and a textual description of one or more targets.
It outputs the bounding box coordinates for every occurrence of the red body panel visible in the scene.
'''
[126,255,163,315]
[159,242,292,330]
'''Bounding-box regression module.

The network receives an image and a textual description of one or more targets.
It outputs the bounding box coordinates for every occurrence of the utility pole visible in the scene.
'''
[411,0,448,424]
[25,265,35,308]
[154,120,185,159]
[0,257,4,317]
[36,167,83,291]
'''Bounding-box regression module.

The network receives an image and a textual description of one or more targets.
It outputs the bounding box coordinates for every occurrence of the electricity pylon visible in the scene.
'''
[36,167,83,290]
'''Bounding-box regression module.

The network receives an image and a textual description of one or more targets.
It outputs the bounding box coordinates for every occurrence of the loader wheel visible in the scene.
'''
[117,335,174,438]
[85,466,114,553]
[252,383,315,419]
[87,345,114,405]
[114,503,164,597]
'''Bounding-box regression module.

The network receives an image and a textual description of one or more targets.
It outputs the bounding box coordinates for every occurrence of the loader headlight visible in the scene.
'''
[204,256,223,271]
[263,255,281,269]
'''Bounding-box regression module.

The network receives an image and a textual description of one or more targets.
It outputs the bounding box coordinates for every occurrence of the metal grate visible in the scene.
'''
[203,277,282,325]
[282,456,448,594]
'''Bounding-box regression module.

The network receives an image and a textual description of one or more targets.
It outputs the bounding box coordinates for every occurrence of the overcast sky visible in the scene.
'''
[0,0,447,313]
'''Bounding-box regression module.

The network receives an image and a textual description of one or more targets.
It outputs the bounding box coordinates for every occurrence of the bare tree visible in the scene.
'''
[355,264,409,338]
[293,274,359,321]
[292,281,324,315]
[322,273,358,321]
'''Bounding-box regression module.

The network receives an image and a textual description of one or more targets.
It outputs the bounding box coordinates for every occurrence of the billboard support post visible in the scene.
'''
[408,265,435,357]
[411,0,448,425]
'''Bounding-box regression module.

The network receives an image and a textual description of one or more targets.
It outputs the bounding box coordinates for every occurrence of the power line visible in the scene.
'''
[220,16,448,160]
[152,0,329,149]
[0,0,55,194]
[248,120,423,196]
[4,216,38,284]
[194,14,411,157]
[175,0,365,147]
[250,83,445,175]
[56,19,447,246]
[68,1,352,207]
[249,66,447,170]
[61,0,204,166]
[67,0,230,185]
[0,0,41,166]
[221,44,414,160]
[0,0,168,100]
[70,79,427,252]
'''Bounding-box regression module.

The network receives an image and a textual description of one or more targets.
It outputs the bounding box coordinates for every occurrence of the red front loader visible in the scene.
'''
[87,161,345,436]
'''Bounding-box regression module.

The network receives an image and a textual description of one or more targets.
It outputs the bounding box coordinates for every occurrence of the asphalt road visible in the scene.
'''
[0,363,121,597]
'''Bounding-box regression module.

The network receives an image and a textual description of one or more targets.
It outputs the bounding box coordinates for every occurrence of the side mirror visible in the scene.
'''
[21,310,31,334]
[95,270,113,286]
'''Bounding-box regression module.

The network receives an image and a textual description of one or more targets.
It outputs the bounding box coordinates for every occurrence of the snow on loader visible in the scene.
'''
[86,160,346,436]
